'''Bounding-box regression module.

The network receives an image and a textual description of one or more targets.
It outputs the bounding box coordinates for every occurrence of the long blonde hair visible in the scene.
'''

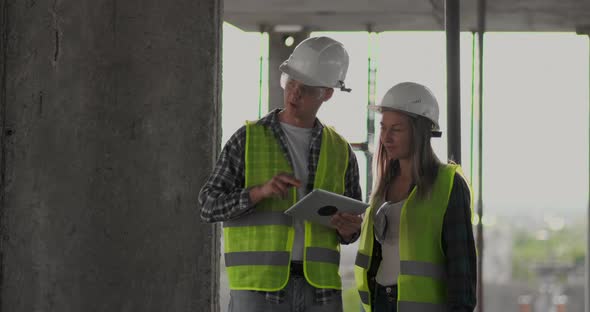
[369,113,441,208]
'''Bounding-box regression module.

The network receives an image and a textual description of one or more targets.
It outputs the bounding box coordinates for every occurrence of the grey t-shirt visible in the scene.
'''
[374,199,405,286]
[280,122,313,261]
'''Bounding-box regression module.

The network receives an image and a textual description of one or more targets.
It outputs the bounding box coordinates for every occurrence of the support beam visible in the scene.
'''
[476,1,487,312]
[576,25,590,312]
[445,0,461,164]
[475,33,486,312]
[365,30,378,201]
[268,30,310,112]
[0,0,222,310]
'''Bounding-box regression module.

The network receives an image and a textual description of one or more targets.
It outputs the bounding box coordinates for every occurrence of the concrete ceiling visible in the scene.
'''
[224,0,590,33]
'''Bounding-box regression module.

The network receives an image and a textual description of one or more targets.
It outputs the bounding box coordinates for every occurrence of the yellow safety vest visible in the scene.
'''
[355,164,465,312]
[223,121,350,291]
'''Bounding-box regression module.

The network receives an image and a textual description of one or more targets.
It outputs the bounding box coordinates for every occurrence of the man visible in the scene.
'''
[199,36,363,312]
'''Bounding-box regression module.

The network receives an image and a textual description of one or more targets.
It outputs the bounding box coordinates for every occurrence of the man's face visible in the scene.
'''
[282,77,328,121]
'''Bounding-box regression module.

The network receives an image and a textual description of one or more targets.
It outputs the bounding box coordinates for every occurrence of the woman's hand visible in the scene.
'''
[330,212,362,241]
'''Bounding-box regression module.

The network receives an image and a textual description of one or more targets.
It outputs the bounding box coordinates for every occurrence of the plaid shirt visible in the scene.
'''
[442,174,477,311]
[199,109,362,304]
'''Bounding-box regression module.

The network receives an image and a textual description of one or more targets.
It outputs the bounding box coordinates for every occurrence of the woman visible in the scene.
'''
[354,82,477,312]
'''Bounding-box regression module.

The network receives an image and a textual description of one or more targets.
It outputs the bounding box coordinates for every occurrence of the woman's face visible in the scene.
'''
[379,110,413,161]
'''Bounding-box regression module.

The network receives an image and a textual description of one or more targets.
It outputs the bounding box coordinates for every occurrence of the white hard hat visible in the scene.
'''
[279,36,351,92]
[369,82,441,137]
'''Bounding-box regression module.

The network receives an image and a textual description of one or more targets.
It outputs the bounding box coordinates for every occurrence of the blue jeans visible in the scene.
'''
[373,284,397,312]
[228,276,342,312]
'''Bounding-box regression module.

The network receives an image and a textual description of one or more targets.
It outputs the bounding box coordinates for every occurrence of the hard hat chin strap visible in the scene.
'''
[338,81,352,93]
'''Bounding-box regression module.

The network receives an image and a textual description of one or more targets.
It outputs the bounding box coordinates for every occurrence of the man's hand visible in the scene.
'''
[249,173,301,205]
[330,212,362,241]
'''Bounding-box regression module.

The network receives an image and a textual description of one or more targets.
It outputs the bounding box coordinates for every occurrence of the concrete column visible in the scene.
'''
[268,31,309,111]
[0,0,221,311]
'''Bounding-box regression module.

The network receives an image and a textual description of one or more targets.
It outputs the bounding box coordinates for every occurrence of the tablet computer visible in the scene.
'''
[284,189,369,226]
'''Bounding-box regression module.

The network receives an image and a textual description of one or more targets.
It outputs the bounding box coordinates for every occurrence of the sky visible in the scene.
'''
[221,22,590,220]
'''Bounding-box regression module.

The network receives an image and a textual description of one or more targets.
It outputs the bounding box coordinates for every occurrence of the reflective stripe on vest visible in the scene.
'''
[224,121,349,291]
[358,290,370,305]
[354,164,462,311]
[397,301,446,312]
[223,211,292,227]
[224,247,340,267]
[400,261,446,280]
[225,251,290,266]
[355,253,370,269]
[306,247,340,264]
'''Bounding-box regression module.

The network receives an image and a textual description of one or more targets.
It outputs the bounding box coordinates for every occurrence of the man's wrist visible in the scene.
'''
[248,185,264,206]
